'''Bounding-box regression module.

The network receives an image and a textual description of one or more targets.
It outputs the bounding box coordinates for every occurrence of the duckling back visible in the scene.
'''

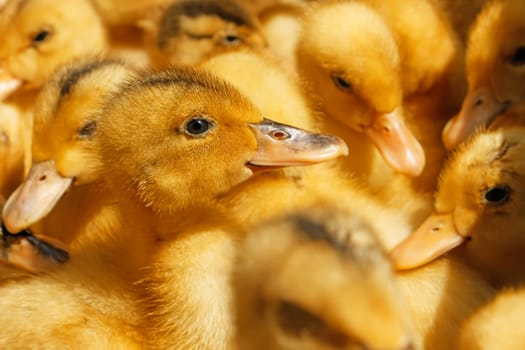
[234,204,418,350]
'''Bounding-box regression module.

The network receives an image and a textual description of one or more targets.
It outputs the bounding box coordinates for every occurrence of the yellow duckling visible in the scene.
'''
[458,288,525,350]
[296,0,461,182]
[235,204,418,350]
[443,0,525,149]
[1,58,139,272]
[142,0,267,67]
[94,67,348,350]
[0,0,109,197]
[391,112,525,286]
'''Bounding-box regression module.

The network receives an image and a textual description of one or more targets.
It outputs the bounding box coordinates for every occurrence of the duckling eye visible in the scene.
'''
[223,34,241,45]
[509,46,525,66]
[483,185,511,205]
[331,75,352,92]
[31,29,51,45]
[184,117,215,136]
[77,121,97,139]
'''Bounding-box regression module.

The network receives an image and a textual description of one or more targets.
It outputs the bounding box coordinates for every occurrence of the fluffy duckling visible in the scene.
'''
[0,0,107,93]
[235,204,418,350]
[442,0,525,149]
[458,288,525,350]
[1,58,139,272]
[0,0,109,197]
[297,1,434,186]
[94,67,348,350]
[391,112,525,286]
[143,0,267,67]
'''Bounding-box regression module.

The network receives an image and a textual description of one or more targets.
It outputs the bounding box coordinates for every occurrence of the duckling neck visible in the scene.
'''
[319,114,394,188]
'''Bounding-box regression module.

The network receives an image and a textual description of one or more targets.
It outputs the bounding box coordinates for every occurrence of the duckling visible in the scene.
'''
[442,0,525,149]
[0,0,109,198]
[458,288,525,350]
[235,204,419,350]
[296,0,463,182]
[391,113,525,286]
[94,67,348,350]
[143,0,267,68]
[1,58,140,272]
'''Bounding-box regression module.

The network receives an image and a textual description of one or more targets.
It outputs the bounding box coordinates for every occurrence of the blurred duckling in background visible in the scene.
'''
[235,204,419,350]
[443,0,525,149]
[95,68,348,349]
[0,0,109,197]
[458,287,525,350]
[296,0,462,190]
[391,111,525,286]
[143,0,267,67]
[2,58,139,273]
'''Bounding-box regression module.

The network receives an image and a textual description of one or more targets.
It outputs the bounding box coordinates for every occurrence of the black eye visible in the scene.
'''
[509,46,525,66]
[224,34,241,45]
[77,121,97,139]
[32,29,51,45]
[331,75,352,92]
[483,185,511,205]
[184,117,214,136]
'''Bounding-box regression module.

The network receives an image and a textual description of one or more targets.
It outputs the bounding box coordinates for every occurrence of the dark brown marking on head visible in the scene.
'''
[157,0,255,48]
[276,301,351,348]
[58,60,114,98]
[290,214,350,255]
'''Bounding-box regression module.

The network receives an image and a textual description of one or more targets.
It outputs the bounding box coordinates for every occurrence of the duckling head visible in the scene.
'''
[297,1,424,176]
[392,118,525,284]
[97,67,348,214]
[0,0,107,99]
[443,0,525,149]
[146,0,266,67]
[235,205,417,350]
[2,59,138,233]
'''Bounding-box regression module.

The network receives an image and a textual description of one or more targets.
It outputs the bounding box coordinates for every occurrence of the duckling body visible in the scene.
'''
[458,288,525,350]
[235,205,419,350]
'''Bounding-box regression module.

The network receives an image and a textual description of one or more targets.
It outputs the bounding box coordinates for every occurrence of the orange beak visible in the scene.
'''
[249,118,349,166]
[389,213,466,270]
[2,160,73,233]
[442,86,509,150]
[365,108,425,176]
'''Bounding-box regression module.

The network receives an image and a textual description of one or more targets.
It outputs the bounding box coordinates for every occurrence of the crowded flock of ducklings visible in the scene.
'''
[0,0,524,348]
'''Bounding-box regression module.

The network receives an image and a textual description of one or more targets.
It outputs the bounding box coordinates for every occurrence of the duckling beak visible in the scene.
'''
[365,108,425,176]
[2,160,73,233]
[442,87,509,150]
[248,118,348,166]
[389,213,465,270]
[0,67,22,101]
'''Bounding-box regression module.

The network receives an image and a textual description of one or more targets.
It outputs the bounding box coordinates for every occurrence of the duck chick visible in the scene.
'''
[144,0,266,67]
[458,287,525,350]
[0,0,107,94]
[94,67,348,350]
[443,0,525,149]
[391,111,525,286]
[235,204,418,350]
[296,0,428,180]
[2,58,139,272]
